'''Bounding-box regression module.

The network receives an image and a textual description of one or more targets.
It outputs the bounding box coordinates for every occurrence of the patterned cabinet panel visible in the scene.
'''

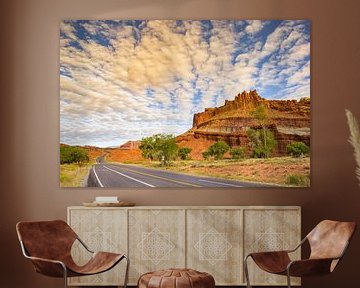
[128,209,186,284]
[67,206,301,286]
[68,208,127,286]
[243,208,301,286]
[187,209,243,285]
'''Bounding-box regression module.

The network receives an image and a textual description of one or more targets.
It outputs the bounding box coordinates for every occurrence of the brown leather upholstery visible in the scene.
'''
[138,269,215,288]
[247,220,356,282]
[16,220,125,278]
[250,251,291,274]
[307,220,356,260]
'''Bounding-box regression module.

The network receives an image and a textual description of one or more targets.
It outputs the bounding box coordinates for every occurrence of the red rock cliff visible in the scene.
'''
[177,90,310,158]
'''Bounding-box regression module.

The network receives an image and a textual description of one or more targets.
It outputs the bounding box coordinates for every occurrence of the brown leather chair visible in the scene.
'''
[16,220,129,288]
[244,220,356,288]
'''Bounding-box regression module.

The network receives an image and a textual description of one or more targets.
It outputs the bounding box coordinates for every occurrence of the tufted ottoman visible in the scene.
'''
[138,268,215,288]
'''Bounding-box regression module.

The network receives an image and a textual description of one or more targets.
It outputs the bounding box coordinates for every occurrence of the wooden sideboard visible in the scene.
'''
[67,206,301,286]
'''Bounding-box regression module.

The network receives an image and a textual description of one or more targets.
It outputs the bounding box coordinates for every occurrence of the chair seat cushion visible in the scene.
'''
[138,268,215,288]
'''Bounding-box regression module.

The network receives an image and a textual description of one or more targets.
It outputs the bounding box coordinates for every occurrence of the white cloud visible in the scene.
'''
[288,61,310,85]
[245,20,265,35]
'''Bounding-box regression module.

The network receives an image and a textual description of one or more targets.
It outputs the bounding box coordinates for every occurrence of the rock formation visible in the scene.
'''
[177,90,310,158]
[119,140,141,150]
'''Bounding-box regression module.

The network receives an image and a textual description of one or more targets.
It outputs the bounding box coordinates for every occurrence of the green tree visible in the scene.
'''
[139,134,178,165]
[207,141,230,160]
[247,128,276,158]
[229,147,245,159]
[178,147,192,160]
[60,146,89,166]
[158,134,178,165]
[286,141,310,157]
[251,104,271,158]
[139,136,157,160]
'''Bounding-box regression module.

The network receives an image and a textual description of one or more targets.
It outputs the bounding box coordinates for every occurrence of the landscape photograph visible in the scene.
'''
[60,19,310,188]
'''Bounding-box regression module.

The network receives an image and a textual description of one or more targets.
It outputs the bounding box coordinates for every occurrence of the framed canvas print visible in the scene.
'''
[60,20,310,188]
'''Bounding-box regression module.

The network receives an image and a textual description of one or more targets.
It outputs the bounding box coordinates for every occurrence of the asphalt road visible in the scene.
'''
[87,162,272,188]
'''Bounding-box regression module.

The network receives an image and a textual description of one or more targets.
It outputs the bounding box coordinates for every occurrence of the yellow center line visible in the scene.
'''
[108,165,202,187]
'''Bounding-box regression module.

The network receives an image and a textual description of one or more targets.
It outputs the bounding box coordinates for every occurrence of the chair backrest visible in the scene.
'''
[16,220,77,261]
[307,220,356,261]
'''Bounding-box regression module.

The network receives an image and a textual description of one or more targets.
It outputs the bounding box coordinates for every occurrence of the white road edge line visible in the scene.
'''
[103,165,155,187]
[92,166,104,187]
[199,179,244,187]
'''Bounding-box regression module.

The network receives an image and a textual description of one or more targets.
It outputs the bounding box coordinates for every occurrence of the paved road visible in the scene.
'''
[87,162,273,188]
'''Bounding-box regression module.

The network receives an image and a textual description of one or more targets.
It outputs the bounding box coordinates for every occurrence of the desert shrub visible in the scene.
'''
[286,174,310,187]
[286,141,310,157]
[229,147,245,159]
[299,97,310,105]
[178,147,192,160]
[207,141,230,160]
[202,151,210,160]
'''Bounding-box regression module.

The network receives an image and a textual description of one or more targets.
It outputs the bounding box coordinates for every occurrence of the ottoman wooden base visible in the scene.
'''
[138,268,215,288]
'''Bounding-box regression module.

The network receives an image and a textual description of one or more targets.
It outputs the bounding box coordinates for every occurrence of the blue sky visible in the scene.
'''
[60,20,310,147]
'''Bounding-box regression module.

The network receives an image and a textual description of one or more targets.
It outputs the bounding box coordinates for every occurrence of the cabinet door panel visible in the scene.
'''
[187,209,243,285]
[244,209,301,286]
[68,209,127,286]
[67,206,300,286]
[128,209,186,284]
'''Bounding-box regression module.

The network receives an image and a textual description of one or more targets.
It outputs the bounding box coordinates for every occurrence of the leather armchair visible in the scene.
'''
[244,220,356,288]
[16,220,129,288]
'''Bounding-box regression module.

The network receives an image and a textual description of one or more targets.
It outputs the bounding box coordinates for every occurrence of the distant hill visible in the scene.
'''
[176,90,310,159]
[119,140,141,150]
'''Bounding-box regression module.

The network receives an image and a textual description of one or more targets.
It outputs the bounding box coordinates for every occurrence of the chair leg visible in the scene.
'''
[244,255,252,288]
[286,269,292,288]
[123,255,130,288]
[62,264,68,288]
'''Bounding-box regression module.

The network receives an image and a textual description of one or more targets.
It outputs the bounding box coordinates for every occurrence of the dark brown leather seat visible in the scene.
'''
[244,220,356,288]
[16,220,129,288]
[138,268,215,288]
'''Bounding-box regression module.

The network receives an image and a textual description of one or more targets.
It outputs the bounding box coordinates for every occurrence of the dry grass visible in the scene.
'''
[60,163,92,187]
[141,156,310,186]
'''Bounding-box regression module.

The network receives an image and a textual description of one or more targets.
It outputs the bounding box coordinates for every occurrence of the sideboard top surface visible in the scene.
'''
[68,205,301,210]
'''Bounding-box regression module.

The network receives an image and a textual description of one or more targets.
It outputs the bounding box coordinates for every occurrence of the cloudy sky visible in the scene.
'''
[60,20,310,147]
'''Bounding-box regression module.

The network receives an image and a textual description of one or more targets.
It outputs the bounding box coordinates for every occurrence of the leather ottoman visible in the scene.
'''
[138,268,215,288]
